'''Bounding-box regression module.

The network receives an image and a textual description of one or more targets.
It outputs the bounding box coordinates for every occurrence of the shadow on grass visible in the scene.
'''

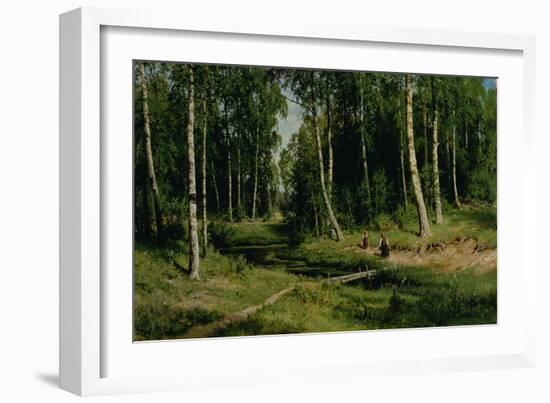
[466,208,497,230]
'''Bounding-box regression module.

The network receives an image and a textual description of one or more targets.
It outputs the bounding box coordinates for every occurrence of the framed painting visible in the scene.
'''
[60,6,537,396]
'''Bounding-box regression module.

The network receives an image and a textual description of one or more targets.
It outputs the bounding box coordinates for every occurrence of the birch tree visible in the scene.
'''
[431,78,443,224]
[138,62,164,241]
[405,75,431,237]
[451,111,462,209]
[186,67,200,279]
[359,74,372,204]
[309,72,344,241]
[201,73,208,257]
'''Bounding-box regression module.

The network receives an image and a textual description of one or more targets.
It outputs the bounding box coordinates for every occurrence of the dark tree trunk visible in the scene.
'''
[210,160,220,211]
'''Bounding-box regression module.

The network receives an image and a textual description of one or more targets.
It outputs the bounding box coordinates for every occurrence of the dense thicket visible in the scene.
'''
[134,62,497,267]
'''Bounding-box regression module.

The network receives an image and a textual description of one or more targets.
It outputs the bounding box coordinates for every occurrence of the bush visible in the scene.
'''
[209,220,236,248]
[230,255,250,274]
[466,169,497,203]
[374,213,398,232]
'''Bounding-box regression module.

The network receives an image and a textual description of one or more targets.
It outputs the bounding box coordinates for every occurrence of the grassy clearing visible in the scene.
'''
[134,242,298,341]
[209,216,288,248]
[229,220,288,246]
[372,204,497,249]
[135,205,497,340]
[213,264,497,337]
[277,205,496,273]
[135,243,496,340]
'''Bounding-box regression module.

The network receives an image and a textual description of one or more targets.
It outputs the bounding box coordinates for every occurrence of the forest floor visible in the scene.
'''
[134,205,497,341]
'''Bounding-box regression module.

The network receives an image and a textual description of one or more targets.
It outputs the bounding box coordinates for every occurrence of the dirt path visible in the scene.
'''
[180,271,378,339]
[182,285,296,339]
[353,238,496,274]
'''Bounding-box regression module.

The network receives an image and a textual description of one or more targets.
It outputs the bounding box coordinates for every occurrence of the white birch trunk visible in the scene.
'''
[359,75,371,202]
[187,67,200,279]
[452,122,462,209]
[138,62,164,241]
[405,75,431,238]
[311,72,344,241]
[432,108,443,224]
[201,92,208,257]
[252,130,260,220]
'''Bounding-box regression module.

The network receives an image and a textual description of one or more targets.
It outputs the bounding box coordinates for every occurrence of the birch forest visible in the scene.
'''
[134,62,497,341]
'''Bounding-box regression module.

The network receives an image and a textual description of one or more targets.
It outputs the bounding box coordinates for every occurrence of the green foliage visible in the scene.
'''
[133,61,498,340]
[209,220,236,248]
[134,295,222,341]
[466,169,497,203]
[389,285,405,313]
[134,60,496,244]
[371,168,392,216]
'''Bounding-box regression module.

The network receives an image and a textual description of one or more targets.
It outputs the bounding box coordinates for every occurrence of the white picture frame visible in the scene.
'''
[60,6,537,396]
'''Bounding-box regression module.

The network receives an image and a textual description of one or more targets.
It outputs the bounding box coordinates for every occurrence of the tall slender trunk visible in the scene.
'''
[405,75,431,238]
[201,91,208,257]
[237,142,242,215]
[359,75,371,202]
[432,107,443,224]
[210,160,220,211]
[138,62,164,241]
[452,121,462,209]
[445,128,451,191]
[399,107,408,207]
[252,129,260,220]
[311,72,344,241]
[223,99,233,222]
[186,67,200,279]
[325,78,334,199]
[423,105,429,167]
[228,152,233,222]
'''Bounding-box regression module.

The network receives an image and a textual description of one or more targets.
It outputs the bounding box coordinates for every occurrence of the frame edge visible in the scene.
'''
[59,7,83,396]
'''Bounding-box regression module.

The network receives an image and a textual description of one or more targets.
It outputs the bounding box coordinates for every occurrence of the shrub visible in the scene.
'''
[209,220,236,248]
[230,255,250,274]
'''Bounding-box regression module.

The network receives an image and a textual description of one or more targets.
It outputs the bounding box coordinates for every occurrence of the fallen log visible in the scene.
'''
[326,269,376,284]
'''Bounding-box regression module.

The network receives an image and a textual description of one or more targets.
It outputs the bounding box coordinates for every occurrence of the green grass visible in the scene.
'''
[134,242,298,341]
[228,219,288,246]
[275,204,496,273]
[213,265,497,337]
[135,205,497,340]
[377,204,497,249]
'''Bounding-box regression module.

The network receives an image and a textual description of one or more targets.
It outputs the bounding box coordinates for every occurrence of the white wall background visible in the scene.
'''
[0,1,548,402]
